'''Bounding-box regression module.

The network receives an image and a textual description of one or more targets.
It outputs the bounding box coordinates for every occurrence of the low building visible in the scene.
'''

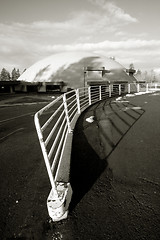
[1,52,138,94]
[0,81,21,93]
[18,51,137,92]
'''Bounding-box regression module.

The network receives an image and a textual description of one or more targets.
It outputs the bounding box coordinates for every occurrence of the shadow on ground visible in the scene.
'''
[69,113,107,210]
[69,98,145,210]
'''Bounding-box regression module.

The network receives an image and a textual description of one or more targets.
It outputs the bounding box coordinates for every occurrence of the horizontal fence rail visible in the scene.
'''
[34,82,159,221]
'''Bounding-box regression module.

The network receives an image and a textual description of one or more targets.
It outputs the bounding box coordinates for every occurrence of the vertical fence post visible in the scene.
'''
[128,84,131,93]
[75,89,81,114]
[99,86,102,101]
[155,83,157,90]
[137,83,140,93]
[109,85,111,97]
[146,83,148,92]
[119,84,121,95]
[88,86,91,105]
[63,94,72,133]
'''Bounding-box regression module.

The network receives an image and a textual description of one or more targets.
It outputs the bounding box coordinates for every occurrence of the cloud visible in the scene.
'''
[0,1,157,72]
[0,3,138,66]
[37,39,160,71]
[0,18,160,71]
[43,39,160,52]
[0,2,138,46]
[104,2,137,23]
[88,0,138,23]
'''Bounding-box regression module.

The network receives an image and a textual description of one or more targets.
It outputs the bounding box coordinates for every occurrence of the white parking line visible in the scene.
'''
[0,128,25,141]
[0,112,35,124]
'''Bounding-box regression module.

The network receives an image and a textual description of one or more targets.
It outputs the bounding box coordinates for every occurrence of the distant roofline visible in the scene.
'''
[0,80,21,85]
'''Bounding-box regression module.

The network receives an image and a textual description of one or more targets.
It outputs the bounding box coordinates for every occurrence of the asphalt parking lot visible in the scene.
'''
[68,91,160,240]
[0,92,160,240]
[0,93,56,239]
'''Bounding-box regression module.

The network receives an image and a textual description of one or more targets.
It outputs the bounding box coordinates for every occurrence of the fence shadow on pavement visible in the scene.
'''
[69,107,108,211]
[69,98,145,211]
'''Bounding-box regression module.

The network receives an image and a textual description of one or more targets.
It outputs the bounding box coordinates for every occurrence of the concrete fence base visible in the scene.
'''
[47,182,72,221]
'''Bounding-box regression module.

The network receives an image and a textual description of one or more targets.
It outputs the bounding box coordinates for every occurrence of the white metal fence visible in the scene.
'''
[34,82,159,221]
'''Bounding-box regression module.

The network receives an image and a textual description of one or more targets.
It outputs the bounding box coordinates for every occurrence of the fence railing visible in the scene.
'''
[34,82,159,221]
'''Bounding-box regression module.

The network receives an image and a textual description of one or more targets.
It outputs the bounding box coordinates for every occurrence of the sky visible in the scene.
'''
[0,0,160,73]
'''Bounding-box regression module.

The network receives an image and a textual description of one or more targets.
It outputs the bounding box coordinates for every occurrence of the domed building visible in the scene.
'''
[18,51,136,93]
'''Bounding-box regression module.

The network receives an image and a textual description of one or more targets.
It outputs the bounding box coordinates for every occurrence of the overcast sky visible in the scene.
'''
[0,0,160,72]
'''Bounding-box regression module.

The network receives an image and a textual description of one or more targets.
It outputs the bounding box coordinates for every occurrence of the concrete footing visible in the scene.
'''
[47,182,72,222]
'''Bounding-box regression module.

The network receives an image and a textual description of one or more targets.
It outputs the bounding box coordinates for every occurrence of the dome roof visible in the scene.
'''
[18,51,132,88]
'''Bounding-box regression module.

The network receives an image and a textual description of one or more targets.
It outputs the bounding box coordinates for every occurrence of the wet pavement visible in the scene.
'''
[51,92,160,240]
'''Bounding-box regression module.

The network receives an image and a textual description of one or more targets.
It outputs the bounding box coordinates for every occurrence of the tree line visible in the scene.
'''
[0,68,21,81]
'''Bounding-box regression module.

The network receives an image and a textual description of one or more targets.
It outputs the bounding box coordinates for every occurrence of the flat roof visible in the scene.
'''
[0,81,21,85]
